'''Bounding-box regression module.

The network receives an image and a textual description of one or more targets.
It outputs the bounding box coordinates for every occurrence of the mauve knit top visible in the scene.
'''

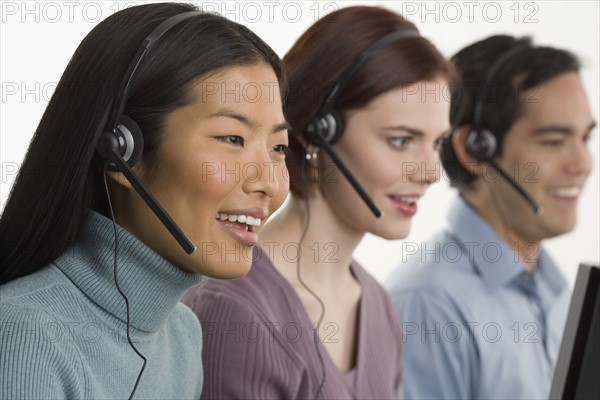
[183,246,403,399]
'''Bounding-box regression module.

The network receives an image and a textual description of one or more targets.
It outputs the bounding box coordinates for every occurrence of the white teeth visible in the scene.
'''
[552,187,580,197]
[395,196,419,204]
[215,213,262,227]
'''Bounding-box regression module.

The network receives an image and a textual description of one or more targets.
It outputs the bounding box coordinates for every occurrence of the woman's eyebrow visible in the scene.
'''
[209,110,259,130]
[209,110,290,134]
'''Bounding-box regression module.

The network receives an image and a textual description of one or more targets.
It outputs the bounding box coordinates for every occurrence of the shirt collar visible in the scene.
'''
[447,196,529,292]
[447,196,567,294]
[54,211,203,332]
[536,246,568,296]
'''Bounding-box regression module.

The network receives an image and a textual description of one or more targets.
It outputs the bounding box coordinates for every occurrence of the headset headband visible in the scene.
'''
[106,11,200,131]
[472,44,530,134]
[320,28,420,115]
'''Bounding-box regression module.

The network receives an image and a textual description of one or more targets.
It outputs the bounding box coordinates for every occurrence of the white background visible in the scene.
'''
[1,1,598,286]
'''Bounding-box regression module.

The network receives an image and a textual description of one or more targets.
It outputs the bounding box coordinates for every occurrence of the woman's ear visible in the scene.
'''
[105,169,133,190]
[305,143,320,155]
[452,125,486,178]
[294,133,317,155]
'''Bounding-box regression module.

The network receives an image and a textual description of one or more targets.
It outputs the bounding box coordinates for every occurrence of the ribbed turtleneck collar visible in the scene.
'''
[53,211,203,332]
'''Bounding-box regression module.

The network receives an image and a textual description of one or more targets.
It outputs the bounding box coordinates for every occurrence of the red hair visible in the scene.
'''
[283,6,455,197]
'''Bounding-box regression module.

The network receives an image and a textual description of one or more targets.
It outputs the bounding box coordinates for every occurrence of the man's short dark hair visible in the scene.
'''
[441,35,581,192]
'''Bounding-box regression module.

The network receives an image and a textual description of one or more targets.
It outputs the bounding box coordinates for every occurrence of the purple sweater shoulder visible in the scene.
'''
[182,246,402,399]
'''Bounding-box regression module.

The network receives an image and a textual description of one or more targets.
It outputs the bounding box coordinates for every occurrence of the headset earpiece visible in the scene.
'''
[93,11,201,400]
[467,44,532,163]
[304,29,420,148]
[115,115,143,167]
[97,115,143,171]
[461,43,541,214]
[299,29,420,219]
[304,110,344,146]
[97,10,200,171]
[465,128,497,162]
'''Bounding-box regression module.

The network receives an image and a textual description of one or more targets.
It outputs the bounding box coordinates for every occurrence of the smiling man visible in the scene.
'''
[387,35,595,400]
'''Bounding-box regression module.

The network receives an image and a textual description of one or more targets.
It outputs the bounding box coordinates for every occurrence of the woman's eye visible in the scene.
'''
[389,137,411,148]
[434,137,445,151]
[272,144,289,154]
[217,135,245,146]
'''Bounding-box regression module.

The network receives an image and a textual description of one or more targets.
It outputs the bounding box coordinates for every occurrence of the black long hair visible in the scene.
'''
[0,2,286,284]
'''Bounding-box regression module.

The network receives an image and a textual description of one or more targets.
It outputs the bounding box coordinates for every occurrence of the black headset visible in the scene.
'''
[304,29,420,146]
[97,11,200,169]
[301,30,421,397]
[302,29,420,218]
[465,43,542,214]
[95,11,203,400]
[466,44,530,161]
[96,11,200,254]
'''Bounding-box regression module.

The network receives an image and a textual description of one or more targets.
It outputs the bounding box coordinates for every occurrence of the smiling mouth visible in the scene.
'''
[547,187,582,207]
[387,195,421,217]
[215,212,262,230]
[549,187,581,198]
[215,212,262,246]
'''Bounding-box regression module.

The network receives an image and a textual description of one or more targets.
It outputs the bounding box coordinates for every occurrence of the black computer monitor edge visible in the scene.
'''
[549,262,600,400]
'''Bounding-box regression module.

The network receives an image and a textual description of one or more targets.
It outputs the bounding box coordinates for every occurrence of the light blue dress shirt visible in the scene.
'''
[387,196,570,400]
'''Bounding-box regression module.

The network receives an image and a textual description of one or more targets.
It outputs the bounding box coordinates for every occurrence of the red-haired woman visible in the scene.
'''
[184,6,455,399]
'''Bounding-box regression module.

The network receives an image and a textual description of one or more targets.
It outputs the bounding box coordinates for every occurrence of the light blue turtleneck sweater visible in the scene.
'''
[0,211,204,398]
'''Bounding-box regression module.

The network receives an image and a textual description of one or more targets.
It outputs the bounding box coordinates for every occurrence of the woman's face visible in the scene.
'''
[318,79,451,239]
[118,63,290,278]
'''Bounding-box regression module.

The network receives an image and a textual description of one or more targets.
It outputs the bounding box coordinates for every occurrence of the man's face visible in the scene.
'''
[490,72,594,243]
